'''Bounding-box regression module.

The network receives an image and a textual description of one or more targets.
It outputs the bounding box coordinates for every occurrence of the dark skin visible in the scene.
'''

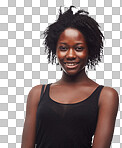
[21,28,119,148]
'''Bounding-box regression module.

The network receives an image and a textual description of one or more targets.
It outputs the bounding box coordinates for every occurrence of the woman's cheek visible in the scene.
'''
[57,52,66,60]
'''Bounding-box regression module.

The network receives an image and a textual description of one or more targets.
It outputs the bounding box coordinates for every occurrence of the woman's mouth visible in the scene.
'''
[64,62,79,69]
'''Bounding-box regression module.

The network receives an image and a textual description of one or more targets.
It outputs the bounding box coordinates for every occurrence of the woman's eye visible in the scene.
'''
[75,47,84,51]
[59,46,67,50]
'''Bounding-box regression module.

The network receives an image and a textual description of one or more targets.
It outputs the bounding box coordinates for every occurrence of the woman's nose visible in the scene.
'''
[66,48,76,59]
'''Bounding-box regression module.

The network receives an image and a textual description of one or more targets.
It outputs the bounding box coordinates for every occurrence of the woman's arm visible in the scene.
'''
[92,86,119,148]
[21,85,43,148]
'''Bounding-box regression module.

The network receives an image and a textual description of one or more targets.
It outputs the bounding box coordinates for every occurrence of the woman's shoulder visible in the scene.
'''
[29,83,48,94]
[99,85,119,107]
[29,84,43,96]
[101,85,119,98]
[26,84,47,106]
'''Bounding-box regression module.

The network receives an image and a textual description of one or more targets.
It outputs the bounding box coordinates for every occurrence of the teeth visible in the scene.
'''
[66,63,77,66]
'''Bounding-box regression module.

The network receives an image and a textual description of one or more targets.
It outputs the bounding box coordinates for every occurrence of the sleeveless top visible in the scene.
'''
[35,83,104,148]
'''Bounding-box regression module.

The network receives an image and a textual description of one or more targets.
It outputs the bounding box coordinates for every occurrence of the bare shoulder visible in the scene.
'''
[99,86,119,108]
[28,84,43,97]
[101,86,119,98]
[27,84,45,107]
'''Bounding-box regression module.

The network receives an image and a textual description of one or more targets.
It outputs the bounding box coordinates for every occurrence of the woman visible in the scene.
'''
[21,6,119,148]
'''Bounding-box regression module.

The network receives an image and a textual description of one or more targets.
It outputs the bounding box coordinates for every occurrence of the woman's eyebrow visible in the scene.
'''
[75,43,83,45]
[59,42,67,45]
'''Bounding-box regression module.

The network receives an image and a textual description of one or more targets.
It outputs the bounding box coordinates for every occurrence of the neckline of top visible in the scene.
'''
[47,83,102,106]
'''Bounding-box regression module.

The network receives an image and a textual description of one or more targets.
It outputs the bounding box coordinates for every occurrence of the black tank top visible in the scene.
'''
[35,83,104,148]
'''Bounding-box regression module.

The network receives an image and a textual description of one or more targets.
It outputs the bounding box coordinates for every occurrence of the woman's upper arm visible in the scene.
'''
[21,85,43,148]
[92,86,119,148]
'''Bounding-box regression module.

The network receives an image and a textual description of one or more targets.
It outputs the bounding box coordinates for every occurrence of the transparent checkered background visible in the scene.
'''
[0,0,121,147]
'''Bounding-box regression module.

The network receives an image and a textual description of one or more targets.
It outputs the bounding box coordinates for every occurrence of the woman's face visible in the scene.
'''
[56,28,88,76]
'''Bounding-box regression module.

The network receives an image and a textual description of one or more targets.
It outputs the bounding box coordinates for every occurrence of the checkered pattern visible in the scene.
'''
[0,0,121,147]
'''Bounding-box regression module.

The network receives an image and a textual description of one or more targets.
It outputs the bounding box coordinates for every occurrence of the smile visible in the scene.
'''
[64,62,79,68]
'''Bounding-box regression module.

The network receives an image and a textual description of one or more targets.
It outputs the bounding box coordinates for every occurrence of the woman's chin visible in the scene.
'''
[62,66,86,76]
[63,69,80,76]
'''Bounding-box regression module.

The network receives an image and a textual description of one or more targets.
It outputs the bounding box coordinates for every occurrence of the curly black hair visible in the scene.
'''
[43,6,104,70]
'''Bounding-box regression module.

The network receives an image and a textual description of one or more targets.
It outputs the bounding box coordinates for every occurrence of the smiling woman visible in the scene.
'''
[21,6,119,148]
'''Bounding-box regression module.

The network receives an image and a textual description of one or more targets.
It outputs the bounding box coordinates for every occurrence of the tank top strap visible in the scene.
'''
[46,83,51,92]
[93,85,104,103]
[41,83,52,99]
[40,83,51,97]
[97,85,104,95]
[37,84,50,107]
[40,85,45,97]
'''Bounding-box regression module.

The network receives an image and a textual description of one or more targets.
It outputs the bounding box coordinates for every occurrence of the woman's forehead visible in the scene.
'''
[57,28,86,43]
